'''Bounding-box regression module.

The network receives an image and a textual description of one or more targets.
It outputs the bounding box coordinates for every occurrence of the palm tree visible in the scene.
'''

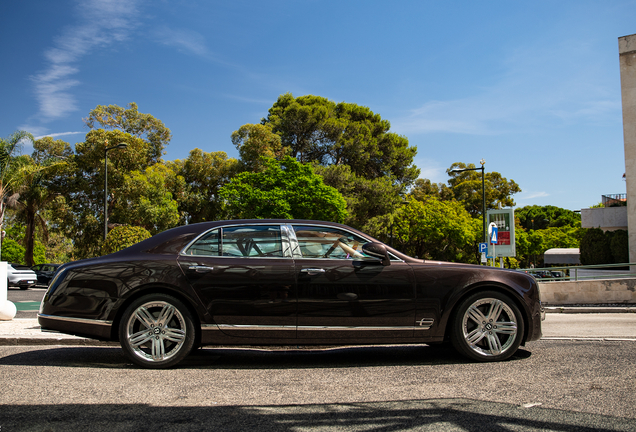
[0,131,33,259]
[10,137,71,265]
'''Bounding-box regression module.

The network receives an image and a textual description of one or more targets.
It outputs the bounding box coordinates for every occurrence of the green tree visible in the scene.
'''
[9,137,71,265]
[515,205,581,230]
[220,156,347,222]
[580,228,612,265]
[84,102,171,164]
[167,149,240,224]
[231,123,286,172]
[113,164,181,234]
[263,93,420,184]
[446,162,521,217]
[364,197,478,262]
[314,164,404,229]
[103,225,152,255]
[0,130,33,258]
[55,129,154,259]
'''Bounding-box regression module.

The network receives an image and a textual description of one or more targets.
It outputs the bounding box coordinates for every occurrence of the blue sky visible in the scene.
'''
[1,0,634,211]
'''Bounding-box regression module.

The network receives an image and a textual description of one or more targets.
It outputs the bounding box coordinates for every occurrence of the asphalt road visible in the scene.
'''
[4,287,636,430]
[1,340,635,431]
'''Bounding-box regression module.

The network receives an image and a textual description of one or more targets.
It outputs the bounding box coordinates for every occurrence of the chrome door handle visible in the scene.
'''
[189,265,214,273]
[300,268,326,275]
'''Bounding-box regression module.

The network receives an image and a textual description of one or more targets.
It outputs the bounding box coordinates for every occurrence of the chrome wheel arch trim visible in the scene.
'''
[38,314,112,327]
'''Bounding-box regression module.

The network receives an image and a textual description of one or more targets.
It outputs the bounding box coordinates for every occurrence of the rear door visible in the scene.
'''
[178,224,297,339]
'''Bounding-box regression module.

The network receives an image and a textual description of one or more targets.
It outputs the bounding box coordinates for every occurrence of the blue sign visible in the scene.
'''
[490,227,498,244]
[479,242,488,253]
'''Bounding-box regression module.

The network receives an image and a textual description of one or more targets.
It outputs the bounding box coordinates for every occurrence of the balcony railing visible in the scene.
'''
[602,194,627,207]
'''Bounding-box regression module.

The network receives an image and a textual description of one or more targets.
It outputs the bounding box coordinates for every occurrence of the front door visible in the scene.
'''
[290,224,416,341]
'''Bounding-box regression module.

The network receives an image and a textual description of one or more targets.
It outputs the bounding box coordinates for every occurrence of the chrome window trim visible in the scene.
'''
[38,314,112,327]
[180,223,293,259]
[289,223,405,262]
[178,222,405,262]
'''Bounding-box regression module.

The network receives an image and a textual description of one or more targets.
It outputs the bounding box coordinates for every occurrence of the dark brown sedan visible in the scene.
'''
[38,220,543,368]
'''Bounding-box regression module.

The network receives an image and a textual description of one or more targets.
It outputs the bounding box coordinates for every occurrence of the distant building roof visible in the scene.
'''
[544,248,580,265]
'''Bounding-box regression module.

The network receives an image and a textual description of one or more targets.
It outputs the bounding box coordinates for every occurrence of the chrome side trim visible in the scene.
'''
[200,324,433,331]
[203,324,296,331]
[298,326,423,331]
[37,314,112,327]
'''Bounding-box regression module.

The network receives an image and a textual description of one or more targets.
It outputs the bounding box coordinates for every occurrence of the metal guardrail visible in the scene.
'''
[518,263,636,282]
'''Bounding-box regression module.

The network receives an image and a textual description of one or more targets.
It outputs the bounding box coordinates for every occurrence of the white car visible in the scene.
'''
[7,263,37,290]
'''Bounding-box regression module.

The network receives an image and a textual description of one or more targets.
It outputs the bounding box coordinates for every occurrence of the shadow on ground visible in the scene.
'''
[0,398,633,431]
[0,343,532,369]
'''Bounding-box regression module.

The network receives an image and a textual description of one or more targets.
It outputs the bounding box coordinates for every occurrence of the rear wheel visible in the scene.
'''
[450,291,524,362]
[119,294,195,368]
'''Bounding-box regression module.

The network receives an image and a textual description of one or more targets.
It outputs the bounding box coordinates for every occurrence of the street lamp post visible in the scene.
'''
[450,159,486,257]
[104,141,128,240]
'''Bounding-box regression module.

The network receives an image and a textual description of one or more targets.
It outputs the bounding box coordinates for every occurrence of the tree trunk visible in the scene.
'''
[24,205,36,266]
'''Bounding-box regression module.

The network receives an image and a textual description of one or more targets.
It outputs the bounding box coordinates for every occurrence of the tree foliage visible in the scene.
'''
[364,196,478,262]
[220,156,347,222]
[114,164,182,234]
[515,205,581,230]
[84,102,171,164]
[9,137,71,265]
[103,225,152,255]
[167,149,239,224]
[262,93,419,184]
[0,130,34,258]
[580,228,629,266]
[446,162,521,217]
[314,164,404,229]
[231,123,286,172]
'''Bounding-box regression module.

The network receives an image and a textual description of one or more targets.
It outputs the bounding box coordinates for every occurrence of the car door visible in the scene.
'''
[178,224,297,339]
[290,224,416,340]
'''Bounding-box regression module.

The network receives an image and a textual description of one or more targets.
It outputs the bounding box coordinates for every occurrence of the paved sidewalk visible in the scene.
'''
[0,318,117,346]
[1,306,635,346]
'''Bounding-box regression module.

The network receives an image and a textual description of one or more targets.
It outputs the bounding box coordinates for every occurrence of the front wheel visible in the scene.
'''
[119,294,196,368]
[450,291,525,362]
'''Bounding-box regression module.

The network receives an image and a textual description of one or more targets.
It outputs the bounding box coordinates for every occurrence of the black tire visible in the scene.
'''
[119,294,196,369]
[450,290,524,362]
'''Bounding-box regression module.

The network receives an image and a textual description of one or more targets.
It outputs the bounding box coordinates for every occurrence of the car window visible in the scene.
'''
[223,226,283,257]
[292,225,367,260]
[184,225,284,258]
[185,229,220,256]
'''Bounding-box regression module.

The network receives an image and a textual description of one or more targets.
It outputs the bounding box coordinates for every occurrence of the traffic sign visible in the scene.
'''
[488,222,498,244]
[479,242,488,253]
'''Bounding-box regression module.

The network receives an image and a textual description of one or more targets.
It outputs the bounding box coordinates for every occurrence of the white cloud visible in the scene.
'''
[154,27,209,57]
[413,157,447,183]
[34,131,85,140]
[517,191,550,201]
[31,0,139,121]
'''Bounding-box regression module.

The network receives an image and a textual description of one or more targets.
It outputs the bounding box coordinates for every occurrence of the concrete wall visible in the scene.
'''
[580,207,628,231]
[619,34,636,263]
[539,279,636,305]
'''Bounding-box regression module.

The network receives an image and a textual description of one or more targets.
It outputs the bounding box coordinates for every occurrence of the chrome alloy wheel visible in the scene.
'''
[125,300,187,363]
[461,297,518,357]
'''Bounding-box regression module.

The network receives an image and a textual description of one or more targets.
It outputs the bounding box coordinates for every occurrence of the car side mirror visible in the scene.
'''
[362,242,391,266]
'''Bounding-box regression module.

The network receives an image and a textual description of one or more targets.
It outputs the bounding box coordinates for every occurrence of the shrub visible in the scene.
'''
[580,228,612,265]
